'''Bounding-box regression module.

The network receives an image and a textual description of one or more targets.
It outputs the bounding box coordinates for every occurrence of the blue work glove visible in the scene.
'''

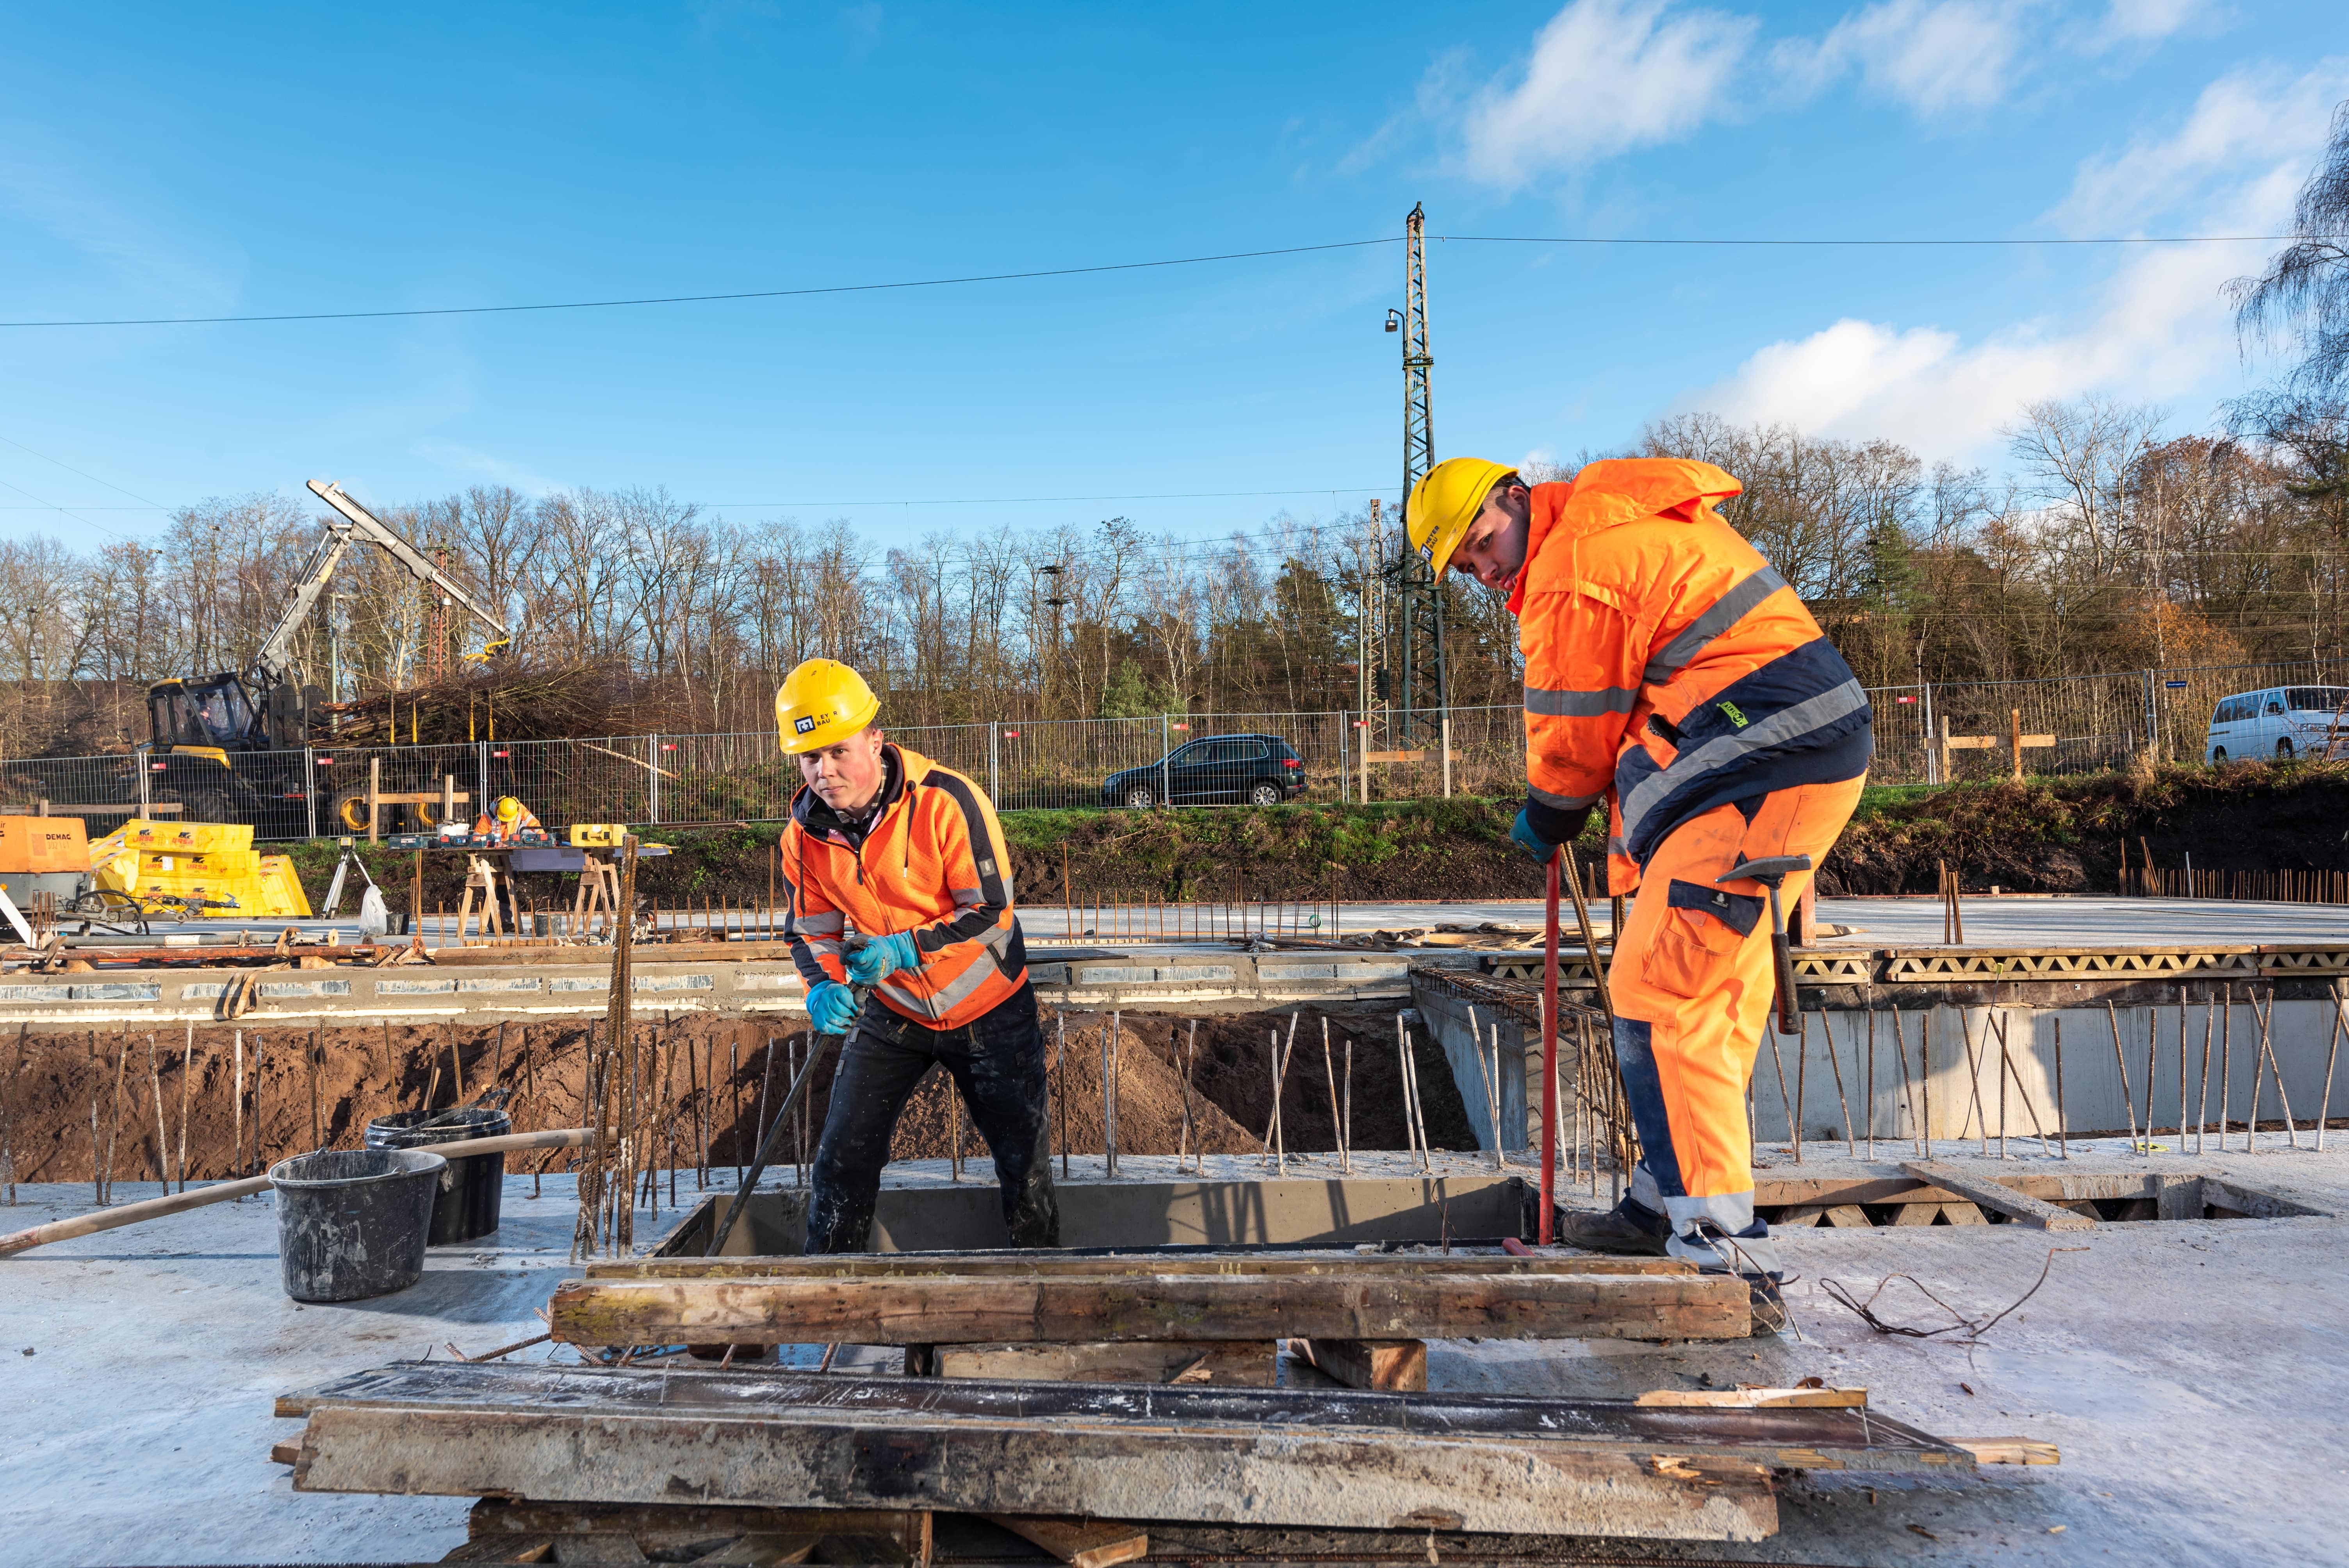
[806,980,861,1037]
[845,930,921,985]
[1511,806,1563,864]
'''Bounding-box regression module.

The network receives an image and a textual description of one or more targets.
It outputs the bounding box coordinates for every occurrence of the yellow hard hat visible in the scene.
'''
[1407,457,1520,576]
[776,658,880,754]
[495,796,523,821]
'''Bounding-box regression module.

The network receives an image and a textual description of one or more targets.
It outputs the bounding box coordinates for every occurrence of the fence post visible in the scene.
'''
[136,744,151,819]
[367,755,380,844]
[1922,683,1937,785]
[1440,709,1453,799]
[989,723,1001,805]
[304,748,317,839]
[1159,715,1171,809]
[1338,709,1348,804]
[647,734,661,824]
[2143,668,2160,768]
[478,740,490,822]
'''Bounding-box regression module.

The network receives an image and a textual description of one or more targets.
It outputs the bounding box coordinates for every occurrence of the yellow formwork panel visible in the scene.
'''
[255,854,312,918]
[88,819,309,916]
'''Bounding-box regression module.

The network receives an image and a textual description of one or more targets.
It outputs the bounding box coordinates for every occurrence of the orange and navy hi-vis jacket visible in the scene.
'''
[1511,459,1873,896]
[780,744,1028,1030]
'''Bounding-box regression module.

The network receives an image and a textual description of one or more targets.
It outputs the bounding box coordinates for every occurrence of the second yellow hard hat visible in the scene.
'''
[1407,457,1520,576]
[775,658,881,754]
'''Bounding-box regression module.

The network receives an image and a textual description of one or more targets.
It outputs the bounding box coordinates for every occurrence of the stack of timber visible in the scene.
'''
[558,1247,1753,1391]
[276,1360,1977,1546]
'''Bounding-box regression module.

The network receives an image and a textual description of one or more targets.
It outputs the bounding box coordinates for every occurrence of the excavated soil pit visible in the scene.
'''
[0,1003,1476,1191]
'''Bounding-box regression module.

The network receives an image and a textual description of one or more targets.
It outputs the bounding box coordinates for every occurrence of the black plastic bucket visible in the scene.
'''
[365,1108,513,1246]
[269,1148,445,1303]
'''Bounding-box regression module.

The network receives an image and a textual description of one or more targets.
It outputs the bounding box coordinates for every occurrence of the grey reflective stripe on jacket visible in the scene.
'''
[1641,566,1789,685]
[1529,782,1603,812]
[1524,683,1638,717]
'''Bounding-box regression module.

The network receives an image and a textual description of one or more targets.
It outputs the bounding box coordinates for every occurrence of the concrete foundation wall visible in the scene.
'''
[0,948,1432,1031]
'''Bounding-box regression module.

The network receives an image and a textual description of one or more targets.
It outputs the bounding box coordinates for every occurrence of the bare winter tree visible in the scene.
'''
[2229,97,2349,397]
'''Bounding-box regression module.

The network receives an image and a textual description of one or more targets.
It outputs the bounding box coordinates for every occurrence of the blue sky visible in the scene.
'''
[0,1,2341,555]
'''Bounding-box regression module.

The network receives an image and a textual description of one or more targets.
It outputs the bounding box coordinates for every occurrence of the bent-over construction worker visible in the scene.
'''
[472,795,543,844]
[1409,456,1871,1285]
[775,658,1057,1253]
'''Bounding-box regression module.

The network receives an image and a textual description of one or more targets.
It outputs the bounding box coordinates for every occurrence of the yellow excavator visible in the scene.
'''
[135,479,513,829]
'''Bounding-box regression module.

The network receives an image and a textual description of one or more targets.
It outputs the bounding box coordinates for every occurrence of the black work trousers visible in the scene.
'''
[803,979,1059,1253]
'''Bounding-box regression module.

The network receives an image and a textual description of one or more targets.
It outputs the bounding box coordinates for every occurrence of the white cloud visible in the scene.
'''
[1458,0,1757,185]
[411,438,563,497]
[1678,60,2349,458]
[1772,0,2026,116]
[2056,61,2347,234]
[2087,0,2210,49]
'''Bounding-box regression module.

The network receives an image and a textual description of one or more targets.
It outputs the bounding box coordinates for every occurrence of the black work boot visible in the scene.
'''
[1555,1196,1672,1256]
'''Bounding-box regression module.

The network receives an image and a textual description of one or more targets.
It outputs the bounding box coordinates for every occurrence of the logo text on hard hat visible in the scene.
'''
[795,715,818,734]
[1718,701,1750,729]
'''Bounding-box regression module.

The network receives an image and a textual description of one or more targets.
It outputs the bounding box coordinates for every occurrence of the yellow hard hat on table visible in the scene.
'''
[776,659,881,754]
[1407,457,1520,576]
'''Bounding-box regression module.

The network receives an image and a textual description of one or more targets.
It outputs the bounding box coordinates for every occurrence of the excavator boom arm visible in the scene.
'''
[304,479,514,650]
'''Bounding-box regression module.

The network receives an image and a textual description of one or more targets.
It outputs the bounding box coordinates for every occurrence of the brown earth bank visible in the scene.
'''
[279,764,2349,916]
[0,1004,1476,1190]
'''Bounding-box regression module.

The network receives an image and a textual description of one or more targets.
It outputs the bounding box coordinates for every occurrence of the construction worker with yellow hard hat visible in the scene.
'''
[472,794,543,844]
[774,657,1056,1253]
[1410,454,1871,1303]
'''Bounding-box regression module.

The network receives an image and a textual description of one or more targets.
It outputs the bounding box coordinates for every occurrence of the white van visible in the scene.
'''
[2206,686,2349,763]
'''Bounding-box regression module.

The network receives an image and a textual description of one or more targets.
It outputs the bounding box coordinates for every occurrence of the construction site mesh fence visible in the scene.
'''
[8,656,2349,840]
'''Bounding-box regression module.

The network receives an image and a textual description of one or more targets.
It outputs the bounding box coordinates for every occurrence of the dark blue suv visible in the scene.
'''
[1100,732,1307,809]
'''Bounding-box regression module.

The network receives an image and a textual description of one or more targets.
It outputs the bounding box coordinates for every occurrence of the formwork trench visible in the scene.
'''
[1759,1168,2325,1229]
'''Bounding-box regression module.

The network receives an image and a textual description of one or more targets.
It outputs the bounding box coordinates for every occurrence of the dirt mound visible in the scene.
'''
[1825,764,2349,896]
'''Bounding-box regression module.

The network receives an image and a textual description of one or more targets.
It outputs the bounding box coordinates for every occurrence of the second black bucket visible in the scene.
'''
[271,1148,445,1303]
[366,1107,512,1245]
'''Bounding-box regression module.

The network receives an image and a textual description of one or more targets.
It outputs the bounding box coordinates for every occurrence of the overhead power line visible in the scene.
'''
[0,232,2326,330]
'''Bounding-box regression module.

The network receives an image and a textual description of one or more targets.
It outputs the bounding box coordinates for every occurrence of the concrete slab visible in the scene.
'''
[7,1140,2349,1563]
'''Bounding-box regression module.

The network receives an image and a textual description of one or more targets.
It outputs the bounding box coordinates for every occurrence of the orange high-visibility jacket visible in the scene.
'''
[471,803,542,841]
[781,744,1028,1030]
[1511,460,1872,893]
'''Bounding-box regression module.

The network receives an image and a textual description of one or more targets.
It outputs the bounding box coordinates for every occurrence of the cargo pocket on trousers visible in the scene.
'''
[1641,879,1763,1000]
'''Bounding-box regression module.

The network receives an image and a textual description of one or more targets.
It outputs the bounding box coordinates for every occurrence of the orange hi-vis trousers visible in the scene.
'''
[1609,774,1865,1275]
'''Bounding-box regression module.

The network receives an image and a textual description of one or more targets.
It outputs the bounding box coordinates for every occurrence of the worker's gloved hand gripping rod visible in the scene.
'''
[1718,856,1810,1037]
[706,934,871,1256]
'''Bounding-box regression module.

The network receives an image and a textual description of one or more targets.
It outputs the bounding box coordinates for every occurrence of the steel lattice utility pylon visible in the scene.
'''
[1391,201,1446,741]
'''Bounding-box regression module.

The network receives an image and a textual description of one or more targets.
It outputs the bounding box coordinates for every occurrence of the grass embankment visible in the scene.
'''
[273,761,2349,913]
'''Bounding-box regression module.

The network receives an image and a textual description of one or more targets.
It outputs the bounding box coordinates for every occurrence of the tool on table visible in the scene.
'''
[1718,855,1811,1036]
[705,935,871,1257]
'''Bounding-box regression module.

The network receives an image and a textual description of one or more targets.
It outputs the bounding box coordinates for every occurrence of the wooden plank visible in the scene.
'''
[593,1252,1695,1281]
[284,1360,1970,1471]
[1902,1162,2096,1232]
[548,1271,1751,1347]
[467,1502,924,1565]
[533,1536,644,1565]
[983,1516,1149,1568]
[1889,1204,1943,1227]
[1950,1436,2060,1466]
[1635,1386,1866,1409]
[695,1537,819,1567]
[442,1541,555,1563]
[919,1340,1274,1385]
[1938,1201,1988,1226]
[294,1403,1795,1541]
[1302,1337,1427,1392]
